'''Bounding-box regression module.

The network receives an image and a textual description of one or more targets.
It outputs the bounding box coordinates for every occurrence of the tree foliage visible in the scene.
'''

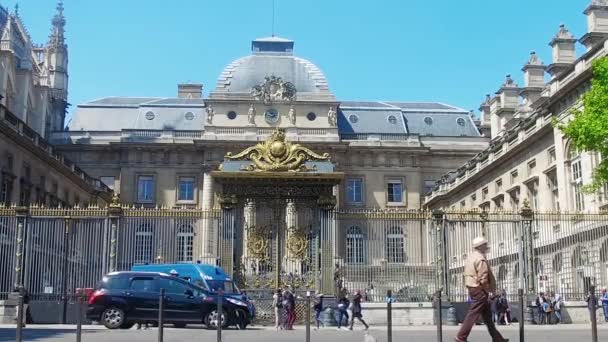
[558,56,608,192]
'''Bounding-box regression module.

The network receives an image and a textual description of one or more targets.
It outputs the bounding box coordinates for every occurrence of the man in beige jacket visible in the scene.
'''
[455,237,508,342]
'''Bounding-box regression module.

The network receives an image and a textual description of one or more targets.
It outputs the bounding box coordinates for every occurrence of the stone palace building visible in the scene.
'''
[425,1,608,300]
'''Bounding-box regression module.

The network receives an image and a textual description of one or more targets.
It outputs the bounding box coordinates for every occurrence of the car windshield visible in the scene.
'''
[207,280,239,293]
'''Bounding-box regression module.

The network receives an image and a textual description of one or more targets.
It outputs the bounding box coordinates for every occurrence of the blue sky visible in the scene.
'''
[7,0,588,121]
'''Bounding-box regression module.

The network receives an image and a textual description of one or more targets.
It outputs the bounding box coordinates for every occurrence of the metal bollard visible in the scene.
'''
[217,290,223,342]
[15,294,24,342]
[306,291,311,342]
[76,293,83,342]
[589,285,598,342]
[435,289,442,342]
[518,289,524,342]
[387,289,392,342]
[158,288,165,342]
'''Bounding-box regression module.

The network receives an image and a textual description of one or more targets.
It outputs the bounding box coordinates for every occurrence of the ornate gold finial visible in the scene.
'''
[218,194,238,210]
[109,193,121,208]
[225,128,329,172]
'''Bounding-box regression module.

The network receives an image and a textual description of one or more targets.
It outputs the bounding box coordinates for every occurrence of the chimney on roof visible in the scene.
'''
[177,83,203,99]
[520,52,546,110]
[547,24,577,78]
[580,0,608,50]
[489,75,519,138]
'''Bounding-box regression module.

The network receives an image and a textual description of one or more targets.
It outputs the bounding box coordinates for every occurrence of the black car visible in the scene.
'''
[87,271,251,329]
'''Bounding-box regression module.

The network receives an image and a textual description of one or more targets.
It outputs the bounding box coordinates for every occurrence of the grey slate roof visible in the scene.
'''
[69,97,205,131]
[338,101,480,137]
[338,108,407,134]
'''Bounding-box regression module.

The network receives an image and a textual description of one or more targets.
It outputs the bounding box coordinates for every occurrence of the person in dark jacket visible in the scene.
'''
[349,290,369,331]
[313,291,324,330]
[336,288,350,330]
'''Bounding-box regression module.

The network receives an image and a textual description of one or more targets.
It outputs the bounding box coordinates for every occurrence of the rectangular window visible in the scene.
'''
[135,228,154,263]
[510,169,519,184]
[571,158,584,211]
[527,180,539,210]
[345,178,363,204]
[460,200,466,209]
[386,226,405,263]
[495,179,503,193]
[470,193,477,204]
[0,174,12,205]
[424,180,436,195]
[482,187,489,200]
[176,229,194,262]
[387,179,403,203]
[547,171,559,211]
[493,196,504,210]
[137,175,155,203]
[100,176,115,191]
[509,189,520,211]
[548,147,556,165]
[177,176,195,202]
[527,159,536,177]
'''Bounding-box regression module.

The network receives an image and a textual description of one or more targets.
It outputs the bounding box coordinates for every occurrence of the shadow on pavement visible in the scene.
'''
[0,328,102,342]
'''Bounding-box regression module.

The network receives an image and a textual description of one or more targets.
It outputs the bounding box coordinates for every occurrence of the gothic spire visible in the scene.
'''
[48,1,66,47]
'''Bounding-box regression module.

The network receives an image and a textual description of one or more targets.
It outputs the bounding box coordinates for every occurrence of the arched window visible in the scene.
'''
[386,226,405,263]
[346,226,365,264]
[135,223,154,264]
[569,147,584,211]
[176,225,194,262]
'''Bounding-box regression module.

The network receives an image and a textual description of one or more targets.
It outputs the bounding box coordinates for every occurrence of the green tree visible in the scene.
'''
[558,56,608,192]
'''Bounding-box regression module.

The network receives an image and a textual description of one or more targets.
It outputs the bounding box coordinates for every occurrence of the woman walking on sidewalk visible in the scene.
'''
[272,289,283,331]
[313,291,324,330]
[349,290,369,331]
[455,237,509,342]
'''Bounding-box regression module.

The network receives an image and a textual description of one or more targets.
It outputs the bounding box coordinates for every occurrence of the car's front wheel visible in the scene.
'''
[101,307,125,329]
[205,309,228,329]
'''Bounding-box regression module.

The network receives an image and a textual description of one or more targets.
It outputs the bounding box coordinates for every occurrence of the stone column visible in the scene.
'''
[284,200,300,277]
[107,197,122,273]
[13,207,28,289]
[200,171,214,261]
[242,199,256,277]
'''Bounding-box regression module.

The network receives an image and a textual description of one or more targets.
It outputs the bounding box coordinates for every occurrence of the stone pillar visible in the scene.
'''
[432,210,448,297]
[13,207,28,289]
[284,200,300,277]
[317,194,337,294]
[200,172,214,260]
[242,199,256,276]
[520,201,535,295]
[107,196,122,273]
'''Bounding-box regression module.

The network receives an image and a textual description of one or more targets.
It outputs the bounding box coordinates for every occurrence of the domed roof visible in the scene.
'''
[211,37,334,100]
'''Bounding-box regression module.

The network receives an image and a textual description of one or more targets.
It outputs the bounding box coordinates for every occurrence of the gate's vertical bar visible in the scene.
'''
[61,216,72,324]
[13,207,29,290]
[107,195,122,273]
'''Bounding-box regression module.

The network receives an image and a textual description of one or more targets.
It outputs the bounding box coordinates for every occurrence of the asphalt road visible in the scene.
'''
[0,325,607,342]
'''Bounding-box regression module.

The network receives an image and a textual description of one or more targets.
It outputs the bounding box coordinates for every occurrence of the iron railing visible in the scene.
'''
[1,205,607,305]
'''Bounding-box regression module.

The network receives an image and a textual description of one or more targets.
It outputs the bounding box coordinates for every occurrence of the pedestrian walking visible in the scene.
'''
[552,292,563,324]
[336,288,350,330]
[497,289,510,325]
[349,290,369,331]
[286,289,296,329]
[313,291,324,330]
[272,289,283,331]
[535,292,547,324]
[600,288,608,322]
[455,236,508,342]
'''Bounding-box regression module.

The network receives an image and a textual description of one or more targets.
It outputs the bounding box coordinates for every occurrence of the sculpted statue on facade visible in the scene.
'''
[206,106,214,124]
[248,104,256,125]
[288,106,296,125]
[250,75,297,104]
[327,106,337,127]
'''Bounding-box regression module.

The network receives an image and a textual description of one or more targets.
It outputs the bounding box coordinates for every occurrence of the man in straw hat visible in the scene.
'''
[455,236,508,342]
